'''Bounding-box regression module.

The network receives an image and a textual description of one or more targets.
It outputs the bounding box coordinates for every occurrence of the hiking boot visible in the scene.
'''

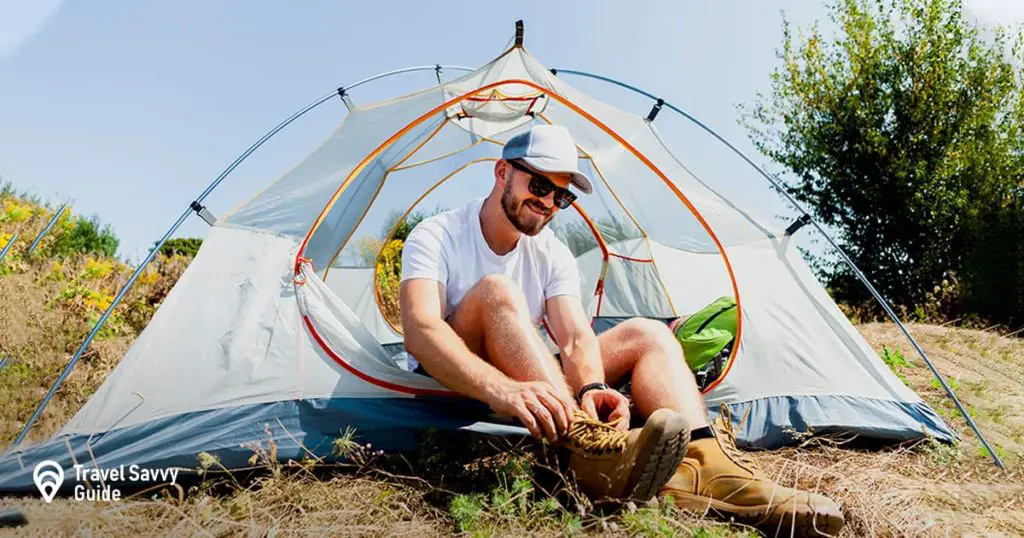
[659,412,844,537]
[565,408,689,501]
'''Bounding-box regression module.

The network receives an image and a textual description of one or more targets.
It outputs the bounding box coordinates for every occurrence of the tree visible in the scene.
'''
[46,214,120,259]
[744,0,1023,315]
[380,209,434,243]
[157,237,203,258]
[963,190,1024,325]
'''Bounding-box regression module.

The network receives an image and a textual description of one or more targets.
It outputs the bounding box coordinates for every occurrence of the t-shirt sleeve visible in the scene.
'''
[545,237,581,299]
[400,220,448,285]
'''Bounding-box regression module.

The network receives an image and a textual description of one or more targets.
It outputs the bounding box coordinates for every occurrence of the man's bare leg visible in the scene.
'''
[446,274,574,402]
[599,318,708,429]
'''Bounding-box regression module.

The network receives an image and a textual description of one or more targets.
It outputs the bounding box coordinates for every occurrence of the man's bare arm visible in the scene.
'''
[400,279,575,441]
[545,295,603,391]
[546,295,630,427]
[399,278,508,403]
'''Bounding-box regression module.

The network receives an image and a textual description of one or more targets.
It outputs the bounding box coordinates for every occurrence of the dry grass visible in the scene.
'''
[860,322,1024,463]
[3,193,1024,536]
[0,436,759,538]
[2,473,449,537]
[734,322,1024,536]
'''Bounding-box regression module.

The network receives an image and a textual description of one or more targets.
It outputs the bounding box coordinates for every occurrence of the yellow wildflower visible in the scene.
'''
[84,291,115,312]
[84,258,114,279]
[2,200,33,223]
[137,268,160,286]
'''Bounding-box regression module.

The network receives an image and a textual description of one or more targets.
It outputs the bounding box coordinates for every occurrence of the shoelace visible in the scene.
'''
[566,410,629,454]
[714,404,759,470]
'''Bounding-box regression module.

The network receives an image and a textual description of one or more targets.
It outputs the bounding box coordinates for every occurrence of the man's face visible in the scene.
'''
[500,161,573,236]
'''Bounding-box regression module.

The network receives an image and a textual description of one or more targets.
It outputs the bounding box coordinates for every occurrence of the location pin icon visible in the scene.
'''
[33,461,64,503]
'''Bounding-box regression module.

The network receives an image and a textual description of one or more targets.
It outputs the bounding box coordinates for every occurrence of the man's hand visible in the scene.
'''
[580,388,630,431]
[489,380,576,442]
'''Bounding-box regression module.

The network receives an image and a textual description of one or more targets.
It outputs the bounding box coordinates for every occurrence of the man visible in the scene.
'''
[399,125,844,536]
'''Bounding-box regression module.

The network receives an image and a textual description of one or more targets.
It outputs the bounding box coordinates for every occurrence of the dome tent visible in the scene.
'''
[0,27,960,492]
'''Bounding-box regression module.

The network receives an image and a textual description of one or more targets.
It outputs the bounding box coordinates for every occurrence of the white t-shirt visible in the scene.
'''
[401,198,581,326]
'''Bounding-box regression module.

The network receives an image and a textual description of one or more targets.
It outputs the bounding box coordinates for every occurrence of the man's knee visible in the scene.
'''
[614,318,679,355]
[470,274,530,314]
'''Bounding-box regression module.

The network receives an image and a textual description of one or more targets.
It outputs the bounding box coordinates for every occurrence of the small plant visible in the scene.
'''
[197,451,221,474]
[332,426,361,459]
[880,345,910,369]
[976,443,1004,460]
[621,506,676,537]
[449,493,486,532]
[880,345,913,384]
[931,376,961,392]
[442,447,583,536]
[981,404,1010,425]
[924,439,961,466]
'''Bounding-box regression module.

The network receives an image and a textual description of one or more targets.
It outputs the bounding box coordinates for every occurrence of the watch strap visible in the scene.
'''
[576,382,610,402]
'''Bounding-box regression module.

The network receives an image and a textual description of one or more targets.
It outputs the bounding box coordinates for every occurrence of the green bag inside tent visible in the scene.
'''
[672,296,737,371]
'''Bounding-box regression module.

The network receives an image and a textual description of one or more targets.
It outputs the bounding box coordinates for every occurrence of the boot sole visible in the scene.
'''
[622,411,690,501]
[668,492,844,537]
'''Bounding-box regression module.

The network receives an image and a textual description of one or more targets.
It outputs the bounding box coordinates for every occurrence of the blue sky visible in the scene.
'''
[1,1,1021,261]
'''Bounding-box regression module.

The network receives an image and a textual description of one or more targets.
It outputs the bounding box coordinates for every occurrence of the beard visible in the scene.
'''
[501,181,553,236]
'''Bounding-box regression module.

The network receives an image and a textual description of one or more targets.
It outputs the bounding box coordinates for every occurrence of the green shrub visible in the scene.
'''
[157,237,203,258]
[45,214,119,258]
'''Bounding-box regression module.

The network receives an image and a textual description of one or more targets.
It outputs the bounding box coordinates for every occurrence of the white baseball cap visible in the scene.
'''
[502,125,594,194]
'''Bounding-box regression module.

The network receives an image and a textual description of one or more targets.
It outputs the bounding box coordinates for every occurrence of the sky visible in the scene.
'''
[1,1,1022,261]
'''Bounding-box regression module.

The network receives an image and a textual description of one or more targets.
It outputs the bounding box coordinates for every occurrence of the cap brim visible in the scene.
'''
[520,156,594,195]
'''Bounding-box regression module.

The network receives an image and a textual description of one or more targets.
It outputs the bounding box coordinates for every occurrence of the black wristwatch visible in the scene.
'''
[577,382,611,402]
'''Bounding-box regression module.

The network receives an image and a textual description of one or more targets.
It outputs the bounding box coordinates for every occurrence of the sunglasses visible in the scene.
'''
[508,160,578,210]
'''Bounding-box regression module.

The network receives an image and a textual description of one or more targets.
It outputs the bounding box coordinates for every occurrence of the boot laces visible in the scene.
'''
[566,410,628,454]
[714,404,759,470]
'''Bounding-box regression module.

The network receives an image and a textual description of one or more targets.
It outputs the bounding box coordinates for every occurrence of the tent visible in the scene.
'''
[0,32,956,492]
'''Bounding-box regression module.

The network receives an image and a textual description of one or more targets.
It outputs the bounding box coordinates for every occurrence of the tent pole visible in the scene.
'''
[8,63,476,450]
[193,92,337,204]
[192,65,472,205]
[0,233,17,263]
[26,205,66,254]
[552,67,1005,470]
